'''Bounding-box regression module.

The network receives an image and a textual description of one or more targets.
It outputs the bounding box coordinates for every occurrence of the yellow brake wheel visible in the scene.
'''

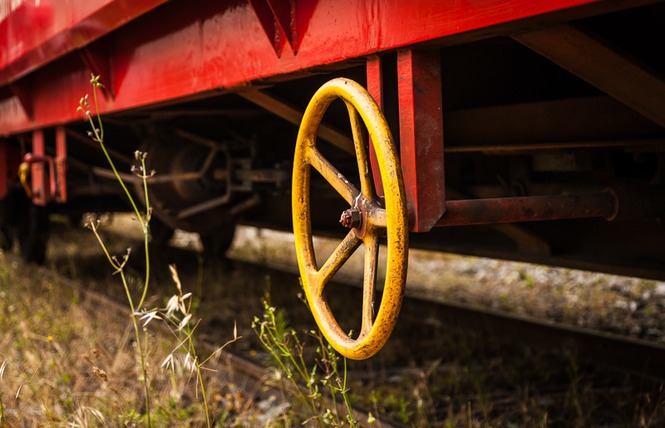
[292,78,409,360]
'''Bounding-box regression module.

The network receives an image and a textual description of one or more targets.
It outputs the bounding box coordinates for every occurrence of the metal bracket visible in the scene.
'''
[20,127,67,205]
[397,49,446,232]
[248,0,299,57]
[9,81,33,120]
[78,44,115,100]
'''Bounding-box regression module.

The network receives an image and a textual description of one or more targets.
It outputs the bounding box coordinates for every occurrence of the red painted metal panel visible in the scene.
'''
[0,0,168,86]
[0,0,641,136]
[249,0,299,57]
[398,49,445,232]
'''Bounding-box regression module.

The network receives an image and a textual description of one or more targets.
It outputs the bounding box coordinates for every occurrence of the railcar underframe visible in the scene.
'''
[3,0,665,357]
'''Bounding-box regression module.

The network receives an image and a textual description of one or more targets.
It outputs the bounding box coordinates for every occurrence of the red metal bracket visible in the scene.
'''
[55,126,67,203]
[248,0,299,57]
[23,127,67,205]
[78,44,115,100]
[366,55,385,198]
[9,81,33,120]
[397,49,446,232]
[28,130,48,206]
[23,152,57,206]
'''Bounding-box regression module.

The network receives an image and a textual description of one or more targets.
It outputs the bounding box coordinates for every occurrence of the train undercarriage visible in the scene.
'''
[3,0,665,357]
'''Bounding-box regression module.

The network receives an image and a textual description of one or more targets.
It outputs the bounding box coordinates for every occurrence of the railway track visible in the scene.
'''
[12,218,665,425]
[227,256,665,380]
[401,293,665,380]
[219,227,665,380]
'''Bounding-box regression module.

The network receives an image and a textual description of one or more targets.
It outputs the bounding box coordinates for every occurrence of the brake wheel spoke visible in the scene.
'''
[314,230,362,292]
[360,231,380,336]
[345,101,373,200]
[306,146,359,205]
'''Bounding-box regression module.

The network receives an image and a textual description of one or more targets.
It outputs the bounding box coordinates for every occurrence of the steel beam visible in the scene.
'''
[0,0,169,86]
[398,49,445,232]
[238,90,354,152]
[514,24,665,128]
[1,0,647,136]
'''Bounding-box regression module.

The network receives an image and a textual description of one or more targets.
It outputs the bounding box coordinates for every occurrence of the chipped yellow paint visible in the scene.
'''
[18,162,32,197]
[292,78,409,360]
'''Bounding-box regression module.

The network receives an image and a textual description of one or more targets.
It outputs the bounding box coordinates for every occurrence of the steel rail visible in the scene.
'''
[220,257,665,381]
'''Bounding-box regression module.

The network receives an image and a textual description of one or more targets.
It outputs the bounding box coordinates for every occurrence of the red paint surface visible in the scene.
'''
[30,130,45,205]
[55,126,66,203]
[0,0,623,135]
[398,49,445,232]
[366,55,385,198]
[0,0,168,86]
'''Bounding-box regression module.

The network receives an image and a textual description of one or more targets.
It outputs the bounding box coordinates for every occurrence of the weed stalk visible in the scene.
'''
[79,75,153,425]
[79,74,241,427]
[252,291,359,427]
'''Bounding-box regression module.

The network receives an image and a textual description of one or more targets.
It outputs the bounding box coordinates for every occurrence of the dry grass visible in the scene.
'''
[0,251,252,426]
[5,212,665,426]
[3,218,665,427]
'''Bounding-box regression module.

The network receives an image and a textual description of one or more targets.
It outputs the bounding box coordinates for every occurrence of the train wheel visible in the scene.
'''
[0,199,14,251]
[200,224,236,259]
[0,226,12,251]
[17,199,49,264]
[292,78,409,360]
[148,217,175,248]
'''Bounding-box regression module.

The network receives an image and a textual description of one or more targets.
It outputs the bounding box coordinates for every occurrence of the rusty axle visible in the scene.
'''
[433,187,665,228]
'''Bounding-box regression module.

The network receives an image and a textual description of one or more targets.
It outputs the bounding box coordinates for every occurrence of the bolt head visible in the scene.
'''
[340,209,362,229]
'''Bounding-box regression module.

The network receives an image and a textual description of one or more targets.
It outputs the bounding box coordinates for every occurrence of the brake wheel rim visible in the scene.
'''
[292,78,408,360]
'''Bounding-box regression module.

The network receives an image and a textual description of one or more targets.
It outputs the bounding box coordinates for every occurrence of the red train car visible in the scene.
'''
[2,0,665,358]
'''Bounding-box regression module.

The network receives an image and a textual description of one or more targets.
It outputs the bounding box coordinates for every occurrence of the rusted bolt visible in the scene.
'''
[340,209,362,229]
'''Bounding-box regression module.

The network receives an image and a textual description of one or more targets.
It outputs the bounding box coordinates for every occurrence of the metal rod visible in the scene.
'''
[444,139,665,154]
[91,167,202,184]
[177,193,231,220]
[434,192,617,227]
[238,89,354,153]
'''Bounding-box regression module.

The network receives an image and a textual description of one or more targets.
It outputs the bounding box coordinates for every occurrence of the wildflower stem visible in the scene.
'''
[137,155,152,309]
[341,356,357,427]
[196,357,211,427]
[88,78,151,303]
[252,296,364,426]
[82,75,152,426]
